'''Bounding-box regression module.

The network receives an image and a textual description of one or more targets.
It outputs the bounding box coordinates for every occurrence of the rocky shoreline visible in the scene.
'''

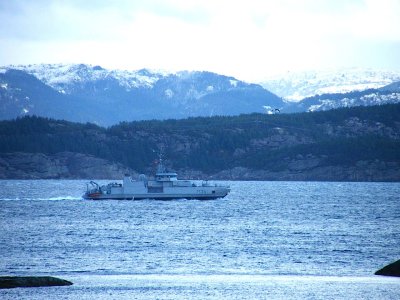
[0,152,137,180]
[209,161,400,181]
[1,152,399,181]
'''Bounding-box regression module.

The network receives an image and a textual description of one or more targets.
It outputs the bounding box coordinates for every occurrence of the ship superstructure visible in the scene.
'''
[84,159,230,200]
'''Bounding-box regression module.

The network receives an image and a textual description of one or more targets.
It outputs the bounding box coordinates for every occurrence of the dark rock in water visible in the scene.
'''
[0,276,73,289]
[375,260,400,277]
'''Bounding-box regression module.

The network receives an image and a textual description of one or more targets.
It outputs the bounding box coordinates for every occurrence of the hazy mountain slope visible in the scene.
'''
[0,69,97,123]
[379,81,400,92]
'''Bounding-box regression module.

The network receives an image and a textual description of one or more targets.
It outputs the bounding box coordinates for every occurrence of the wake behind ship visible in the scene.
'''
[83,160,230,200]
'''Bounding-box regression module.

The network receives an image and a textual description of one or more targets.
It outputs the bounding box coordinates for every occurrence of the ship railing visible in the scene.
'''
[86,181,101,193]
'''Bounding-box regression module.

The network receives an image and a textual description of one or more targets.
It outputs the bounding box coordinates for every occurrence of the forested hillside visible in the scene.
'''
[1,104,400,181]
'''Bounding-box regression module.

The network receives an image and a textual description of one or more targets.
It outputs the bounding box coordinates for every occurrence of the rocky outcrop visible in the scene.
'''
[0,276,72,289]
[375,260,400,277]
[0,152,137,179]
[209,159,400,181]
[321,117,400,139]
[1,152,399,181]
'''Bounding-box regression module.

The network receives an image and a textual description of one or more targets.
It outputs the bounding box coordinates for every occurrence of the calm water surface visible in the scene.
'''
[0,180,399,299]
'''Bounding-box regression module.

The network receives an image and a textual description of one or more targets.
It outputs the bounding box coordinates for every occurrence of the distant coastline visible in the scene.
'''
[1,152,399,182]
[1,104,399,182]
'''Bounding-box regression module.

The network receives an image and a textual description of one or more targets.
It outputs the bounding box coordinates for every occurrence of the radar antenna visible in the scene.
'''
[153,146,166,174]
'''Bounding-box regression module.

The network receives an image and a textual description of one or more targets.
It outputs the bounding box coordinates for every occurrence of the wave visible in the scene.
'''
[47,196,83,201]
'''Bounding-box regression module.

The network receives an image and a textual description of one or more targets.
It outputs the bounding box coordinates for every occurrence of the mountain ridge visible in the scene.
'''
[0,64,283,126]
[2,64,400,125]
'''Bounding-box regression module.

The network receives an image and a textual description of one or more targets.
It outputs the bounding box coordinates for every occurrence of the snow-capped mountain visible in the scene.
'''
[261,68,400,101]
[3,64,399,124]
[286,84,400,113]
[2,64,168,93]
[0,64,283,125]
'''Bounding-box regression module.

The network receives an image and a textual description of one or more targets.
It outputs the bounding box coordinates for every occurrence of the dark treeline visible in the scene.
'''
[1,104,400,174]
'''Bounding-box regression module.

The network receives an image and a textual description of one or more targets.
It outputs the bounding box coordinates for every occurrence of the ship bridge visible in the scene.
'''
[156,172,178,181]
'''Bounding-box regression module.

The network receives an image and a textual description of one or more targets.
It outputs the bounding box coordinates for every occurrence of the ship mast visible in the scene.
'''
[156,151,166,174]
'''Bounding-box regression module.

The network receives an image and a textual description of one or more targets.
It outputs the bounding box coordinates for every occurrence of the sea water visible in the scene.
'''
[0,180,399,299]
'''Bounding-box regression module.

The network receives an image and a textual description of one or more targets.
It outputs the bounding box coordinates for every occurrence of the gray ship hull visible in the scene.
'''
[84,173,230,201]
[83,193,228,200]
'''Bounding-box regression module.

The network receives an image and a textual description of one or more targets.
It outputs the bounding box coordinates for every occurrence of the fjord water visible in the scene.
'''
[1,180,399,299]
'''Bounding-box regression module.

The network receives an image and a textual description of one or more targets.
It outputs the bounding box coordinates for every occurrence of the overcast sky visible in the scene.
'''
[1,0,399,82]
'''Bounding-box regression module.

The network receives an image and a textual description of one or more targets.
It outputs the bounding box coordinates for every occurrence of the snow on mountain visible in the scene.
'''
[260,68,400,101]
[0,64,172,94]
[0,64,254,101]
[307,92,400,112]
[0,64,283,125]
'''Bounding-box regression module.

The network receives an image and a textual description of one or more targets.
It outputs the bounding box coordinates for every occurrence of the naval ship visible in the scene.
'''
[83,159,230,200]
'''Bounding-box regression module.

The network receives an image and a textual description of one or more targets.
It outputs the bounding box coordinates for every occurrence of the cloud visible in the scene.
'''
[1,0,400,80]
[3,0,400,42]
[347,0,400,41]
